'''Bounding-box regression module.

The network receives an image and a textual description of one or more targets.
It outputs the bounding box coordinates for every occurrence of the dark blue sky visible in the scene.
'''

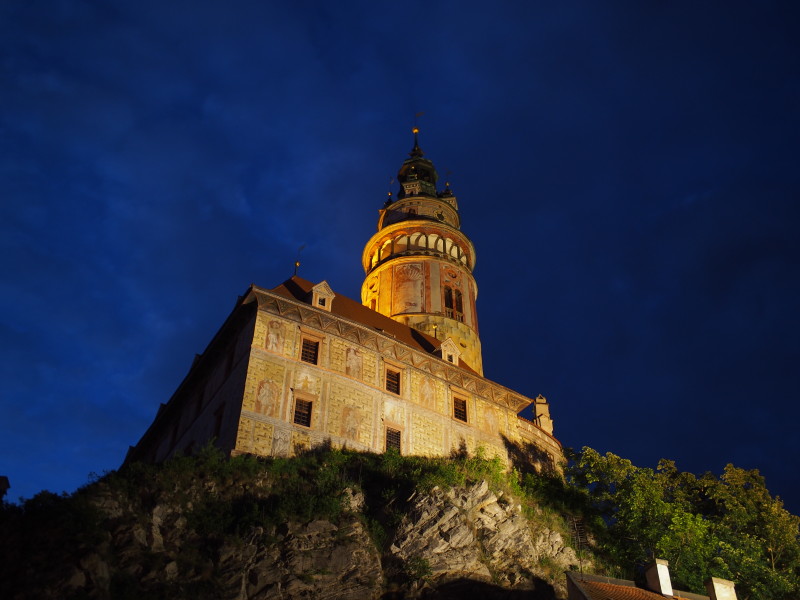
[2,1,799,512]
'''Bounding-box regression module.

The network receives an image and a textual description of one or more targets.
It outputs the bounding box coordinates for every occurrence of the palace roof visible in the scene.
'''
[267,276,480,375]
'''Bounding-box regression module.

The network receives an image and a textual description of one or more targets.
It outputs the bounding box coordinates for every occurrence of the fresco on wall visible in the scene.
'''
[341,406,363,442]
[392,263,424,314]
[345,347,362,379]
[255,379,280,417]
[266,320,284,353]
[443,267,461,283]
[420,376,435,410]
[384,399,404,425]
[273,429,291,455]
[295,370,321,395]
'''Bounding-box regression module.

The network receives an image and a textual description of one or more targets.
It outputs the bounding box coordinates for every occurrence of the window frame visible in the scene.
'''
[453,396,468,423]
[385,367,401,395]
[443,284,464,321]
[385,427,402,453]
[300,336,320,365]
[293,396,313,428]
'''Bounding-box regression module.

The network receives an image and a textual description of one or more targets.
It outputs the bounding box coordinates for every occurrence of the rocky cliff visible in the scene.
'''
[0,447,589,599]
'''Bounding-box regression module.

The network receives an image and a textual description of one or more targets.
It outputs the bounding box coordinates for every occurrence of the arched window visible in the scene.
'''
[395,234,409,253]
[380,239,392,261]
[443,285,464,321]
[444,286,454,317]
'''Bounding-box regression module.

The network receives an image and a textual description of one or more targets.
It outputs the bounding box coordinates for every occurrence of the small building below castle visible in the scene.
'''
[125,132,562,470]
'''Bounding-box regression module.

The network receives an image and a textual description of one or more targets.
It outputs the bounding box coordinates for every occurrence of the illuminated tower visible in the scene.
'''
[361,129,483,374]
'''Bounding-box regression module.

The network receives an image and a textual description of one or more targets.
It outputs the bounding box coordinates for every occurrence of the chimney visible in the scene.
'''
[705,577,737,600]
[644,559,673,596]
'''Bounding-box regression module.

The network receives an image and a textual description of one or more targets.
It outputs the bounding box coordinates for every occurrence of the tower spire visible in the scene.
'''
[410,126,424,158]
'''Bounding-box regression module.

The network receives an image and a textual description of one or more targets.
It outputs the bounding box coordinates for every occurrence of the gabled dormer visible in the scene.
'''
[438,337,462,366]
[311,280,335,312]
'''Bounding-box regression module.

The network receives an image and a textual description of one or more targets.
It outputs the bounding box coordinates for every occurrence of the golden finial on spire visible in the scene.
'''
[410,113,425,157]
[293,244,305,277]
[413,111,424,135]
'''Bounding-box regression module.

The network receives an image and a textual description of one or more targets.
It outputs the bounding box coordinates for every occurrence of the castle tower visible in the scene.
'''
[361,129,483,374]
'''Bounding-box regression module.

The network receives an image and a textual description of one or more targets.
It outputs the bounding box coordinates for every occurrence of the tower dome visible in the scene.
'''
[396,128,438,199]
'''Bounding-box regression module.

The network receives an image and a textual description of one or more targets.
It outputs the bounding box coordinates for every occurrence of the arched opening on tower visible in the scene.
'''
[444,286,464,322]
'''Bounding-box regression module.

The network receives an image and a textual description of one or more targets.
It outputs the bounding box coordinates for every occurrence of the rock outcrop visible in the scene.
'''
[390,481,579,598]
[0,453,586,599]
[62,498,384,599]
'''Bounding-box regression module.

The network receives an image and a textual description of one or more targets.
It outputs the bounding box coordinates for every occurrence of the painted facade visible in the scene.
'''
[125,132,562,471]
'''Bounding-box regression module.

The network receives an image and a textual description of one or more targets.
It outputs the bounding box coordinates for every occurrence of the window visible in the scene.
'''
[386,368,401,395]
[311,281,334,312]
[444,286,453,316]
[301,338,319,364]
[453,397,468,422]
[293,398,313,427]
[386,427,401,452]
[443,286,464,321]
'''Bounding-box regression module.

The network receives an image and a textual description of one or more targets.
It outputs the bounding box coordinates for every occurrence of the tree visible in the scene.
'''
[566,447,800,599]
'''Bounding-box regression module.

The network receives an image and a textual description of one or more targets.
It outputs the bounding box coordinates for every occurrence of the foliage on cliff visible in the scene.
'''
[563,447,800,599]
[0,444,581,599]
[1,444,796,599]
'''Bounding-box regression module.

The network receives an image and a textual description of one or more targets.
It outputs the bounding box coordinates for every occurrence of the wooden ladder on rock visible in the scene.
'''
[570,516,588,573]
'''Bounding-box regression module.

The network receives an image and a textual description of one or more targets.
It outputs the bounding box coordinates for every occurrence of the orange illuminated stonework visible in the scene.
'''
[361,131,483,374]
[125,132,561,476]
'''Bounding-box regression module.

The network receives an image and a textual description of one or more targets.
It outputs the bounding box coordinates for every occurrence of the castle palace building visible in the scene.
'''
[125,131,562,470]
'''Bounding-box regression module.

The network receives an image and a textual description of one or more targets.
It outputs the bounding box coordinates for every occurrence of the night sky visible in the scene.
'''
[2,1,799,514]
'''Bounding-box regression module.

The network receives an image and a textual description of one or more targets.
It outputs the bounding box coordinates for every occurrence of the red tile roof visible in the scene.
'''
[567,573,708,600]
[580,581,694,600]
[267,276,480,375]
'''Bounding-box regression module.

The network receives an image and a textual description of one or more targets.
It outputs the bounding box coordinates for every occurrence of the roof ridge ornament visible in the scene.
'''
[409,126,424,158]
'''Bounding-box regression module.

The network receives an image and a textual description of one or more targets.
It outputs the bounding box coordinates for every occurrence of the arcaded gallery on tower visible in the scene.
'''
[125,132,562,471]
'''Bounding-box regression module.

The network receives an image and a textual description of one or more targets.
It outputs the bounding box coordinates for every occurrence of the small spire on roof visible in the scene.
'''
[294,244,305,277]
[409,126,424,158]
[385,176,394,206]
